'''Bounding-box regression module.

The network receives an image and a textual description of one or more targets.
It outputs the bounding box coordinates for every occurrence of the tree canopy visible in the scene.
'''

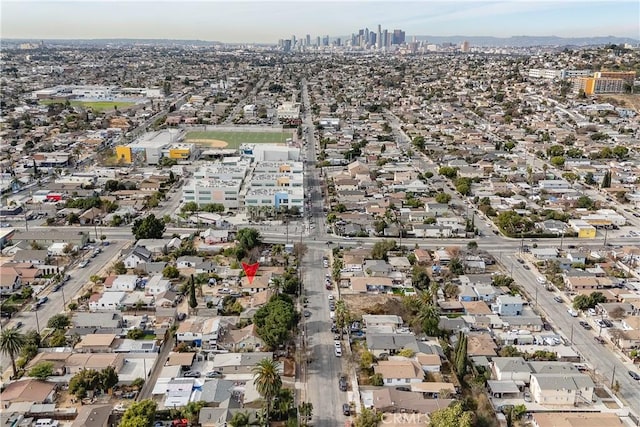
[429,402,473,427]
[254,294,298,349]
[119,399,157,427]
[132,214,165,240]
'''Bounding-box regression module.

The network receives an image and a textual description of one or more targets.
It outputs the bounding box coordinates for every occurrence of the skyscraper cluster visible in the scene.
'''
[279,24,406,51]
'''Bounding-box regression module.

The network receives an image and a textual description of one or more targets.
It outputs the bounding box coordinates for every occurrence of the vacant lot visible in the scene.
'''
[598,94,640,112]
[40,99,135,112]
[185,130,291,149]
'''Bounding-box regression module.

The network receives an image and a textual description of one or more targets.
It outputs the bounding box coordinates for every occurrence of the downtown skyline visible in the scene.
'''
[1,1,639,43]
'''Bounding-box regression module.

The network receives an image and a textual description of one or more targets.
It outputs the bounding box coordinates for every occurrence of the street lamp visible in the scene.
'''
[34,309,40,333]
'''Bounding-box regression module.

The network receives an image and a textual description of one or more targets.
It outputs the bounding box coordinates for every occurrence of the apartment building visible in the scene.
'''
[182,178,242,209]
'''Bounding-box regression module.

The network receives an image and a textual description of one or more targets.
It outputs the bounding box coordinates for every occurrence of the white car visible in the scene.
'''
[334,347,342,357]
[78,260,89,268]
[328,294,334,301]
[567,308,578,317]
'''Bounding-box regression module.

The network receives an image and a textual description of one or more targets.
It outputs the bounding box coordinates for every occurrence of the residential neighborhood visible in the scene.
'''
[1,29,640,427]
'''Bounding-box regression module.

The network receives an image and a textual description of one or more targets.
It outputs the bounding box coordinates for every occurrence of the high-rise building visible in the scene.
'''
[461,40,470,52]
[322,35,330,46]
[392,29,405,45]
[377,24,382,49]
[306,34,311,46]
[383,29,389,47]
[316,36,321,46]
[291,35,296,47]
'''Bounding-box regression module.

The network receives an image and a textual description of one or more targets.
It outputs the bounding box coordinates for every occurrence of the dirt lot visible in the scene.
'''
[342,294,409,319]
[598,94,640,112]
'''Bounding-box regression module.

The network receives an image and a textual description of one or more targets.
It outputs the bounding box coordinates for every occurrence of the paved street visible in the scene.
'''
[0,241,128,375]
[505,253,640,414]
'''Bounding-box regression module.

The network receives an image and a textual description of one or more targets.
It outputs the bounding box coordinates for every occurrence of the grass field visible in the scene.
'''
[185,130,291,149]
[40,99,135,112]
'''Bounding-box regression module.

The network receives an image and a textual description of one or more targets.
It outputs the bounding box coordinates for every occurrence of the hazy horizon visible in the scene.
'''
[2,1,639,43]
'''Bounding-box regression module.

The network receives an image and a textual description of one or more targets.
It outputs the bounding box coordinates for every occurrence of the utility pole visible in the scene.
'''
[570,323,574,345]
[610,365,616,389]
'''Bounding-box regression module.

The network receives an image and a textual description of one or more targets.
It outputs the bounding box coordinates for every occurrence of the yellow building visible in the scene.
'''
[569,220,596,239]
[167,143,193,160]
[573,77,625,95]
[115,146,132,164]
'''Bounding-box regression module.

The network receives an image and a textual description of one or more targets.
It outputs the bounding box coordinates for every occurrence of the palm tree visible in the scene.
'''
[0,327,26,379]
[252,358,282,424]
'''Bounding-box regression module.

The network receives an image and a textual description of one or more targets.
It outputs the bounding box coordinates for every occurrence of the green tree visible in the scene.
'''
[418,303,440,336]
[0,327,25,379]
[162,265,180,279]
[412,265,431,290]
[612,145,629,159]
[47,314,70,330]
[229,411,260,427]
[236,228,262,252]
[100,366,119,392]
[334,299,350,337]
[429,401,473,427]
[601,170,612,188]
[412,135,425,150]
[576,195,595,210]
[119,399,157,427]
[181,201,199,214]
[454,177,472,195]
[438,166,458,179]
[69,369,102,398]
[370,373,384,386]
[435,192,452,204]
[113,261,127,275]
[252,358,282,423]
[353,407,383,427]
[584,172,596,185]
[449,258,464,275]
[132,214,165,240]
[180,401,207,425]
[298,402,313,425]
[188,274,198,312]
[29,361,54,380]
[371,239,396,260]
[253,294,297,349]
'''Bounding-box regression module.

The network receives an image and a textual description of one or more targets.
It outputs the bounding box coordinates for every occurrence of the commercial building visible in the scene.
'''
[276,102,301,120]
[182,178,242,209]
[115,129,183,165]
[573,77,626,95]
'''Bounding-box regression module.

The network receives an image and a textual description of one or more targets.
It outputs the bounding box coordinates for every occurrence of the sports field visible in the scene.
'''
[185,130,291,149]
[40,99,135,112]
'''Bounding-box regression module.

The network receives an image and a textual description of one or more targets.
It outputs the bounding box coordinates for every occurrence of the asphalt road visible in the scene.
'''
[505,253,640,414]
[0,241,127,375]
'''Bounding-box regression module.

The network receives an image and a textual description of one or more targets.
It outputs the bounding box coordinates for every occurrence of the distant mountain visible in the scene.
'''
[412,35,639,47]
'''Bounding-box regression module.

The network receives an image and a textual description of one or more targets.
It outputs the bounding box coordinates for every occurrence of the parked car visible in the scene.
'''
[78,260,89,268]
[594,336,606,344]
[553,296,563,303]
[342,403,351,416]
[205,371,223,378]
[14,321,23,329]
[579,321,592,330]
[339,375,348,392]
[183,371,201,378]
[567,308,578,317]
[629,370,640,381]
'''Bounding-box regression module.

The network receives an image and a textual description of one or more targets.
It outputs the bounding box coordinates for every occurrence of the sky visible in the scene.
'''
[1,0,639,43]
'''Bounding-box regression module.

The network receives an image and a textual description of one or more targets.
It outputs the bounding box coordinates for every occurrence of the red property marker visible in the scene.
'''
[242,262,260,284]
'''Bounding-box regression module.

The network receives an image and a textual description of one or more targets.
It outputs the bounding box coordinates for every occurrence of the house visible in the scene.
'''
[105,275,138,292]
[415,353,442,373]
[529,373,594,405]
[155,290,178,308]
[342,254,364,271]
[177,256,203,269]
[145,275,171,296]
[200,229,229,244]
[374,358,424,386]
[71,404,112,427]
[199,408,260,427]
[365,333,418,357]
[137,238,181,255]
[0,379,57,408]
[88,292,126,312]
[123,246,153,269]
[425,203,449,216]
[199,379,236,406]
[362,315,403,331]
[220,323,264,352]
[195,261,217,275]
[0,265,23,295]
[492,295,524,316]
[12,249,49,265]
[210,352,276,375]
[597,302,634,319]
[74,334,117,353]
[72,312,123,329]
[350,276,393,293]
[176,317,220,349]
[491,357,532,382]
